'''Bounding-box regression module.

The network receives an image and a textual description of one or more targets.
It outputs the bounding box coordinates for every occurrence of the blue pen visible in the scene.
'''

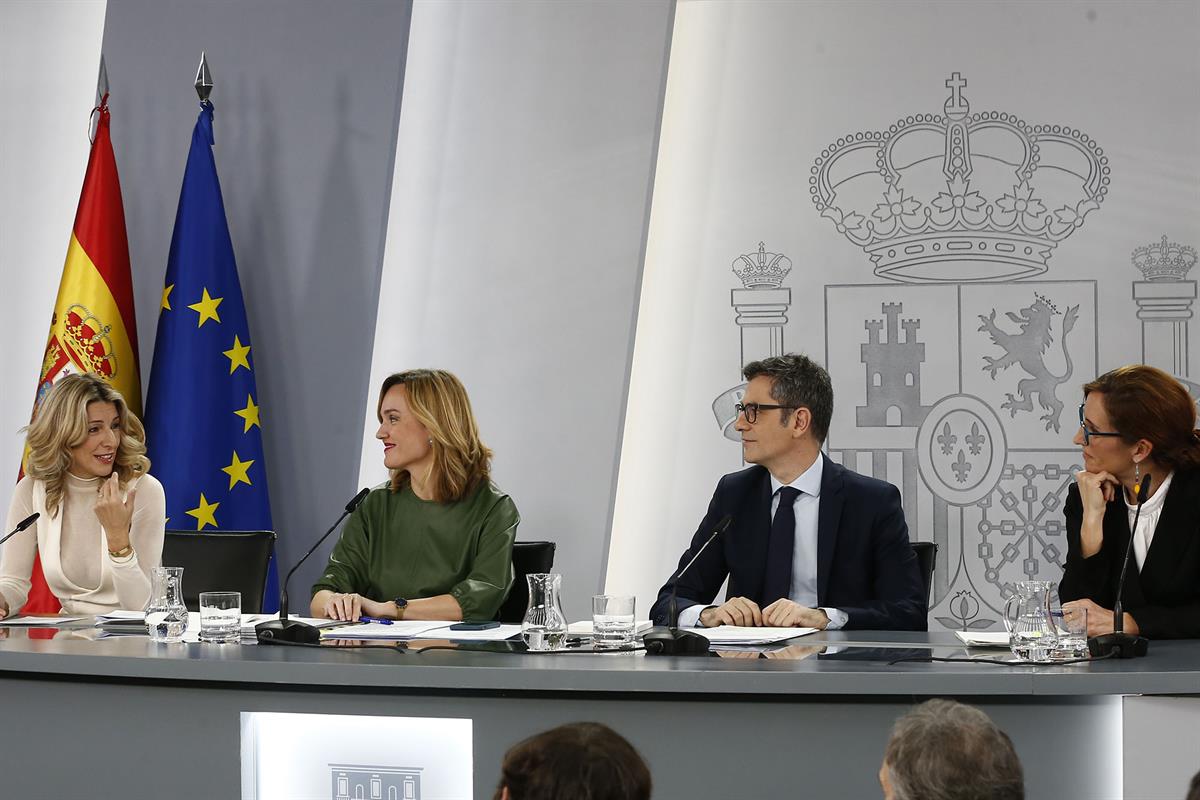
[359,616,393,625]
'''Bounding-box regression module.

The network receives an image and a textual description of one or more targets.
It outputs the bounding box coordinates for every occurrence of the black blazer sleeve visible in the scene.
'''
[837,482,926,631]
[1058,483,1119,607]
[649,476,731,625]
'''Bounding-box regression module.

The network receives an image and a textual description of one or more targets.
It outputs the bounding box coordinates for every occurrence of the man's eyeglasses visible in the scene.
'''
[1078,404,1122,445]
[735,402,799,424]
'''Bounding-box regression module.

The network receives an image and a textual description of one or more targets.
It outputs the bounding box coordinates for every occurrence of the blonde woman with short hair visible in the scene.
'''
[311,369,520,622]
[0,373,166,617]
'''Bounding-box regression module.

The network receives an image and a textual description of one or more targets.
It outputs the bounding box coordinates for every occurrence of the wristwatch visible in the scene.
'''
[392,596,408,619]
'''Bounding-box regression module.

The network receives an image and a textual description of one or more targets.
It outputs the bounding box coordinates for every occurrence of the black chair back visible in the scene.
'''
[161,530,276,613]
[911,541,938,608]
[495,541,556,623]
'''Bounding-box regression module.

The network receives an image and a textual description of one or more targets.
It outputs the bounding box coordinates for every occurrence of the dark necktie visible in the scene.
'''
[763,486,801,605]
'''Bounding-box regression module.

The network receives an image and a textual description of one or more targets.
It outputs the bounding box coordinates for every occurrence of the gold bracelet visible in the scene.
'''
[107,544,133,559]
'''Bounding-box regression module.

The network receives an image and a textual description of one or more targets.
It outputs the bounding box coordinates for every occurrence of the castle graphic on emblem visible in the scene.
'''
[810,72,1110,283]
[330,763,421,800]
[1131,234,1198,383]
[711,242,793,443]
[857,302,929,429]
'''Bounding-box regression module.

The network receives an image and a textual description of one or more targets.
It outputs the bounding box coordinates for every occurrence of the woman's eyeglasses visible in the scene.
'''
[1078,404,1122,445]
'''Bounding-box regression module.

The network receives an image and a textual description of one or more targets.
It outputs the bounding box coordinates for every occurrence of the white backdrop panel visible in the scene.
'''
[361,0,672,620]
[0,1,107,523]
[609,0,1200,628]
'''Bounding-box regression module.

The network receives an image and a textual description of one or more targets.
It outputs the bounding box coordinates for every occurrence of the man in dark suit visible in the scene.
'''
[650,354,926,630]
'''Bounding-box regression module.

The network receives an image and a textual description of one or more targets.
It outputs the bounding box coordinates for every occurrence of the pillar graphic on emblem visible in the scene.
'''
[1132,235,1197,378]
[712,242,793,441]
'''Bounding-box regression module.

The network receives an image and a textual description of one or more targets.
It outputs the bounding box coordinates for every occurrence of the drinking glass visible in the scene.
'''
[198,591,242,644]
[592,595,636,649]
[1050,606,1088,660]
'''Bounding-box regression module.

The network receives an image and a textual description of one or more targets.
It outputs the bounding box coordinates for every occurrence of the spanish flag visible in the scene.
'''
[21,94,141,614]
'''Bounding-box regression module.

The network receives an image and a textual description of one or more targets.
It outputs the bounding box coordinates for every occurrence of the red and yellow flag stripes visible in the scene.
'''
[21,95,141,614]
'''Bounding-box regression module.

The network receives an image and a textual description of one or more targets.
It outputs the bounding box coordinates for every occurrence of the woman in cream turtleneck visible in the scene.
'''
[0,373,165,617]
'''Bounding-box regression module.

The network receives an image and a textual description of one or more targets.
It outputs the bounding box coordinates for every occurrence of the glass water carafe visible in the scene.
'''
[522,573,567,651]
[1003,579,1055,661]
[146,566,188,643]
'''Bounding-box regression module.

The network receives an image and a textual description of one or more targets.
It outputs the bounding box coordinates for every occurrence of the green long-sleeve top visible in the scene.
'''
[311,480,520,621]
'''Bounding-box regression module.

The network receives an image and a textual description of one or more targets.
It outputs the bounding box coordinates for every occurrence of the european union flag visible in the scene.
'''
[144,101,278,611]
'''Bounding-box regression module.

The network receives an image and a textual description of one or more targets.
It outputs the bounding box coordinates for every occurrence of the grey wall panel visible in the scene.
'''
[360,0,674,620]
[100,0,411,596]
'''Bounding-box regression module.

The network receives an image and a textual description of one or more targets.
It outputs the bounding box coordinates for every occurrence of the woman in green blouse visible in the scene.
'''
[311,369,520,622]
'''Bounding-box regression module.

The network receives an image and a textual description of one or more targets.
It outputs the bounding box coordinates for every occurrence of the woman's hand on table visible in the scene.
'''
[1062,598,1140,637]
[322,592,365,621]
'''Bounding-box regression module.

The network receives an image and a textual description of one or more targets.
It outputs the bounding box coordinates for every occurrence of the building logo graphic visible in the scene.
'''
[331,764,421,800]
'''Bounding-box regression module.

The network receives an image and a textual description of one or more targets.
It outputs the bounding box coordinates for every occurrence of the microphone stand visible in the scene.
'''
[1088,475,1151,659]
[644,515,731,656]
[0,513,39,548]
[256,489,369,645]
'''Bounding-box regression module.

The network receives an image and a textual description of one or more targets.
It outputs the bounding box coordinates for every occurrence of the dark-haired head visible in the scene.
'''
[1077,365,1200,481]
[494,722,651,800]
[741,353,833,443]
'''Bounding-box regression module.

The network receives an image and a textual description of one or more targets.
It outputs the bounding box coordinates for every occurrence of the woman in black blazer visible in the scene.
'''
[1060,365,1200,639]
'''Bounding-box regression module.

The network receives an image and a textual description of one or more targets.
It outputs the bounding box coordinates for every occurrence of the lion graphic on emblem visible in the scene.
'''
[977,295,1079,433]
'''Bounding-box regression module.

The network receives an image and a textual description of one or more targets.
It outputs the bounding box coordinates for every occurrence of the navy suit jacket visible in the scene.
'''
[649,456,927,630]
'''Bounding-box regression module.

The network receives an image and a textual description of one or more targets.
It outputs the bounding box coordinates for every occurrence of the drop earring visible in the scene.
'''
[1133,460,1141,495]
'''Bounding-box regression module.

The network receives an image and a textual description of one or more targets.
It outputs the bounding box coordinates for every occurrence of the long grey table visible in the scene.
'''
[0,626,1194,799]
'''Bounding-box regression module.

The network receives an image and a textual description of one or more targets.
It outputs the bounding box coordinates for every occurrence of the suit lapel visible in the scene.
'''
[817,454,844,602]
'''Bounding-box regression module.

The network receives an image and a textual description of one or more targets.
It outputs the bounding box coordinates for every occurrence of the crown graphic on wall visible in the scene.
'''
[1133,235,1196,281]
[810,73,1110,283]
[732,242,793,288]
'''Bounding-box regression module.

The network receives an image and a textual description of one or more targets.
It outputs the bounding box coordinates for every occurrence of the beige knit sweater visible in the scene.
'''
[0,472,166,615]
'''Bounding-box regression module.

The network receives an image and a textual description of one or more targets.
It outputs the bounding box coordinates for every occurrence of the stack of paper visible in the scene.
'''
[319,621,524,642]
[953,630,1011,648]
[1,615,85,626]
[691,626,819,645]
[320,620,450,640]
[567,620,654,636]
[94,611,147,636]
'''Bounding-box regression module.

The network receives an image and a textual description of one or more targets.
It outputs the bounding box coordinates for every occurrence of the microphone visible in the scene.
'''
[1088,474,1151,659]
[645,514,732,656]
[256,488,369,645]
[0,513,40,548]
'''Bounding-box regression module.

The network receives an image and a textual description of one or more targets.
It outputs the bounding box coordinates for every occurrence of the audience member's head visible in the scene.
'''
[494,722,651,800]
[881,699,1023,800]
[1186,769,1200,800]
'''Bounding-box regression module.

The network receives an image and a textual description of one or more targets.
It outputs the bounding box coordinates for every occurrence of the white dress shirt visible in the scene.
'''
[1126,471,1173,571]
[679,456,848,630]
